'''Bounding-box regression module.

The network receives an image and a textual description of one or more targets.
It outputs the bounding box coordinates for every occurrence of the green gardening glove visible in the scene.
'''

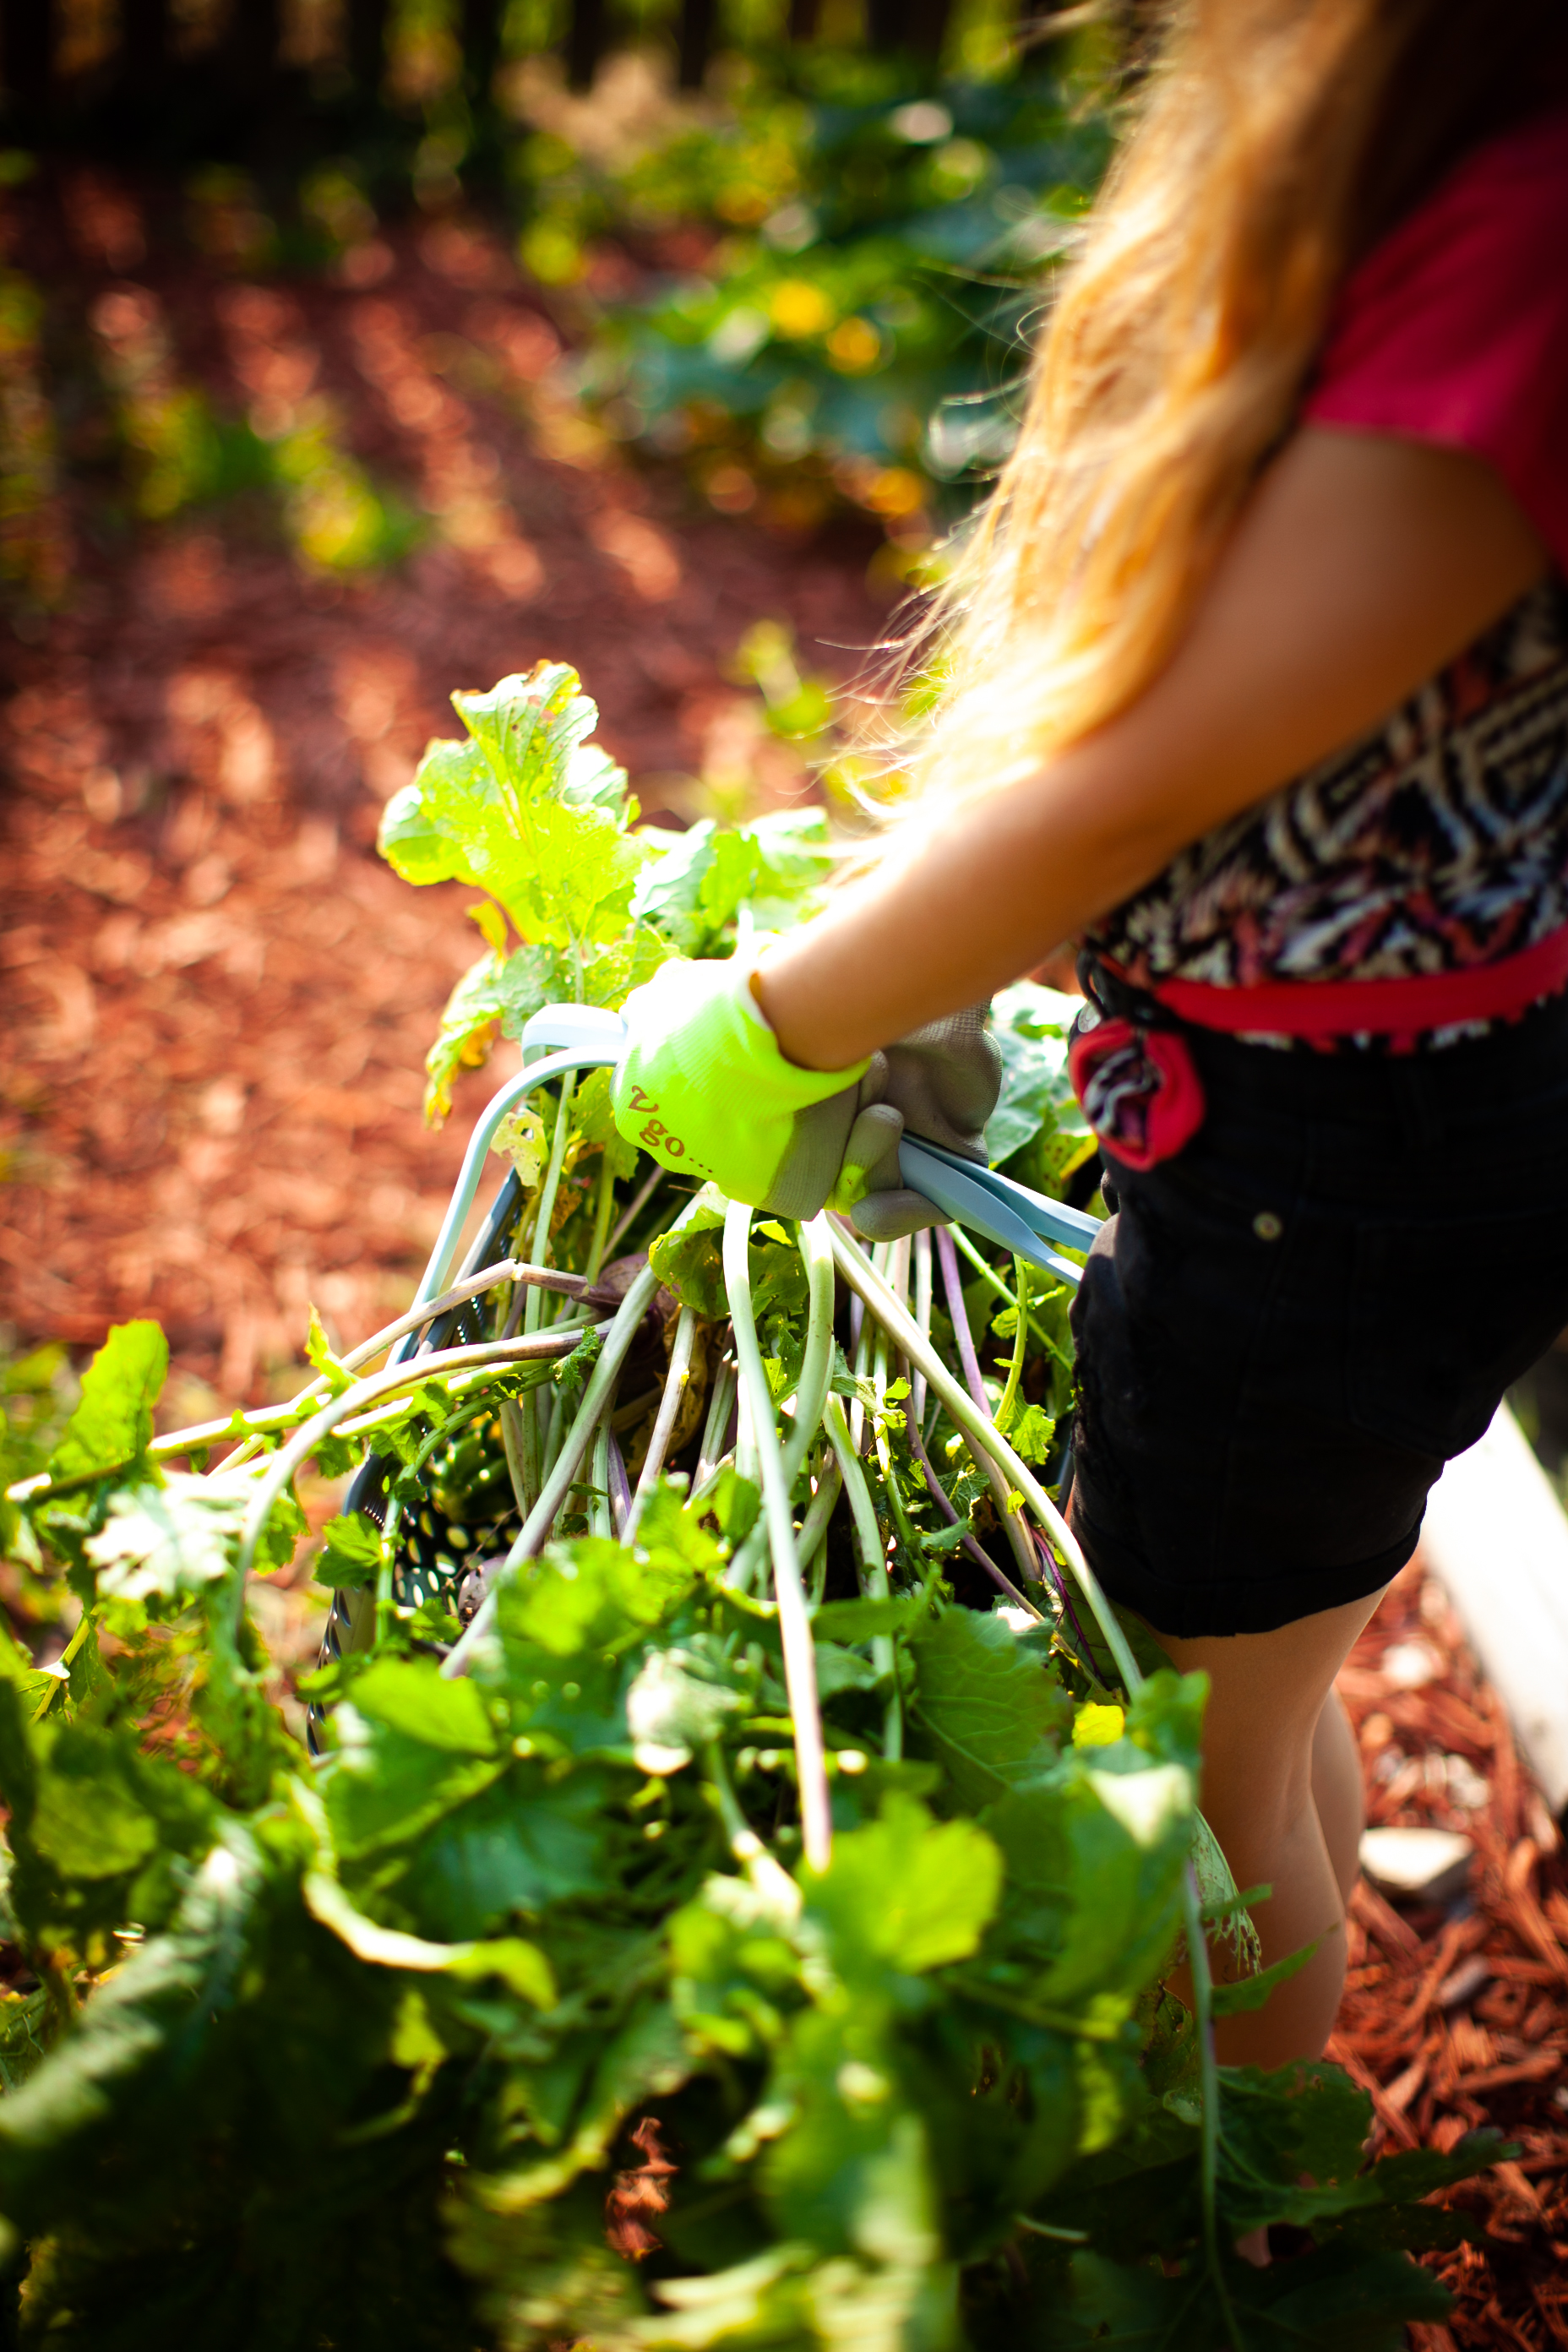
[612,956,871,1217]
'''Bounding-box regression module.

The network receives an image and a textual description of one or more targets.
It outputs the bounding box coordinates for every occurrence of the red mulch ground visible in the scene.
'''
[1337,1557,1568,2347]
[1,165,886,1415]
[3,163,1567,2349]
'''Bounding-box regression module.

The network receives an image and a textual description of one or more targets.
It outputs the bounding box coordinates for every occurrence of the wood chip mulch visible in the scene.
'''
[1333,1556,1568,2349]
[0,166,884,1419]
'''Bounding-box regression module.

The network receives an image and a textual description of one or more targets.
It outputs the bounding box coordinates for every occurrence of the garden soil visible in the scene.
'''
[2,172,1565,2348]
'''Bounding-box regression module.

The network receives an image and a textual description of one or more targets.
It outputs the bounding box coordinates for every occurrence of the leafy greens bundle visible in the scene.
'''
[0,664,1497,2350]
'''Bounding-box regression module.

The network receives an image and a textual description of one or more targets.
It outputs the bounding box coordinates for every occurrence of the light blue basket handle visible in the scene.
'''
[416,1004,1102,1324]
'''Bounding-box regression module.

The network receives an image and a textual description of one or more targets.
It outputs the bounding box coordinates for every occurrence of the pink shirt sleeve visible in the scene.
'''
[1304,106,1568,572]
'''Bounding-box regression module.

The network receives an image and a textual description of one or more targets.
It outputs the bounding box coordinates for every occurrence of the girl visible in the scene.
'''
[612,0,1568,2090]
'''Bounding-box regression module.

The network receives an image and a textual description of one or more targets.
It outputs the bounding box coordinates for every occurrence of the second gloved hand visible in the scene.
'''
[836,1005,1003,1240]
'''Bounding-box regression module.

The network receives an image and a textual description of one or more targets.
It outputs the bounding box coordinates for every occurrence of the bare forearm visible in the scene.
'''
[756,755,1158,1067]
[756,429,1547,1071]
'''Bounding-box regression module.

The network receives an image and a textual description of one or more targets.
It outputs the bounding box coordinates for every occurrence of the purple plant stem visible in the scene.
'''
[904,1408,1035,1614]
[1034,1528,1098,1660]
[934,1224,988,1413]
[607,1429,634,1539]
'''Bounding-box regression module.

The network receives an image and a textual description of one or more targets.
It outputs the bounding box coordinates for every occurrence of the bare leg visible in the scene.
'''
[1311,1686,1364,1910]
[1157,1588,1386,2071]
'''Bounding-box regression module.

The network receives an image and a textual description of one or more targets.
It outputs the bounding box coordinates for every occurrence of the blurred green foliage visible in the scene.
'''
[517,36,1115,547]
[0,2,1116,619]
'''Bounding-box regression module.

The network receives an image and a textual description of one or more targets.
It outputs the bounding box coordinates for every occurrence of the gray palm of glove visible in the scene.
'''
[745,1003,1001,1228]
[841,1005,1002,1242]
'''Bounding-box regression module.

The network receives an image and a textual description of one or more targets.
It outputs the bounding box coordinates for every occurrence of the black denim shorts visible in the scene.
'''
[1069,988,1568,1638]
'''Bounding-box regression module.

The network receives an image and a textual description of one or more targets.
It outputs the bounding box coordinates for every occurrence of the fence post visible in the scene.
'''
[677,0,715,89]
[1,0,54,128]
[119,0,171,89]
[220,0,283,90]
[868,0,950,58]
[565,0,605,91]
[346,0,389,101]
[462,0,505,104]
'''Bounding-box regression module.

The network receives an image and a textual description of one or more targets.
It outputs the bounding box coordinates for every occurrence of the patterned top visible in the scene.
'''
[1085,107,1568,1048]
[1086,581,1568,1043]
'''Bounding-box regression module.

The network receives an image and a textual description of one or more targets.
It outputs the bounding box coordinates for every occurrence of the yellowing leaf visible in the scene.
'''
[492,1105,548,1189]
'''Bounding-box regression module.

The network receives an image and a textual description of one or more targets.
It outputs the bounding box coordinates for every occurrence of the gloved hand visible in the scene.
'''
[612,955,870,1218]
[612,959,1003,1233]
[839,1005,1003,1240]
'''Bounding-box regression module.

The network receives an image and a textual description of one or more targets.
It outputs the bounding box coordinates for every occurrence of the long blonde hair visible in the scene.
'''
[897,0,1564,807]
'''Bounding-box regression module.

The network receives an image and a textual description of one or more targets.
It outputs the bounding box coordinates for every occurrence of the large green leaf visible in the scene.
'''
[907,1606,1071,1806]
[803,1794,1001,1980]
[47,1322,167,1484]
[985,981,1093,1172]
[1039,2240,1456,2351]
[378,663,651,951]
[630,809,832,956]
[84,1474,247,1606]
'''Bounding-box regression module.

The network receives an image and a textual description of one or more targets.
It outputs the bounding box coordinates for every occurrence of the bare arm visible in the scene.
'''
[756,428,1549,1070]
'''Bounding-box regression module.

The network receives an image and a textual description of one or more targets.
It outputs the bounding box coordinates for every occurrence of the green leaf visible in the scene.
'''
[397,1762,618,1941]
[380,664,650,951]
[84,1474,248,1606]
[634,1479,728,1580]
[28,1725,160,1881]
[630,809,831,957]
[1210,1939,1319,2018]
[907,1606,1071,1806]
[1007,1402,1056,1465]
[648,1184,729,1318]
[803,1793,1001,1977]
[347,1658,502,1756]
[626,1645,747,1769]
[422,940,569,1123]
[704,1464,761,1547]
[47,1322,167,1484]
[812,1596,923,1642]
[504,1529,697,1661]
[304,1306,353,1394]
[983,1743,1194,2006]
[984,983,1087,1166]
[1047,2240,1455,2351]
[313,1510,384,1592]
[574,1064,639,1182]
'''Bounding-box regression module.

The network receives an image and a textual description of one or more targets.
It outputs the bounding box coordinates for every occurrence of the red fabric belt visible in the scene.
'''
[1101,920,1568,1046]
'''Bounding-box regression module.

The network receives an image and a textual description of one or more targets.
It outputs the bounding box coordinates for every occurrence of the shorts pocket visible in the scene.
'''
[1347,1209,1568,1461]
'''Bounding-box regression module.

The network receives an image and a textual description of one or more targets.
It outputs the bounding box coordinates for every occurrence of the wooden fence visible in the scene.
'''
[0,0,964,134]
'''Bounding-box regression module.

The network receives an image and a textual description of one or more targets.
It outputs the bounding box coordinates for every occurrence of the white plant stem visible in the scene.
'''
[823,1393,901,1760]
[723,1199,831,1873]
[441,1264,662,1679]
[795,1452,842,1604]
[626,1306,698,1540]
[694,1358,737,1490]
[785,1213,837,1487]
[590,1421,613,1540]
[829,1223,1143,1695]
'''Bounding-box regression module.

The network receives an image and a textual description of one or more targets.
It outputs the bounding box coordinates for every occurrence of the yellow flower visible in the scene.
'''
[769,280,836,339]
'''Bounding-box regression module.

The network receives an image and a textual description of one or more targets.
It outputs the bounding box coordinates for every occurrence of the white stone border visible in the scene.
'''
[1420,1402,1568,1816]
